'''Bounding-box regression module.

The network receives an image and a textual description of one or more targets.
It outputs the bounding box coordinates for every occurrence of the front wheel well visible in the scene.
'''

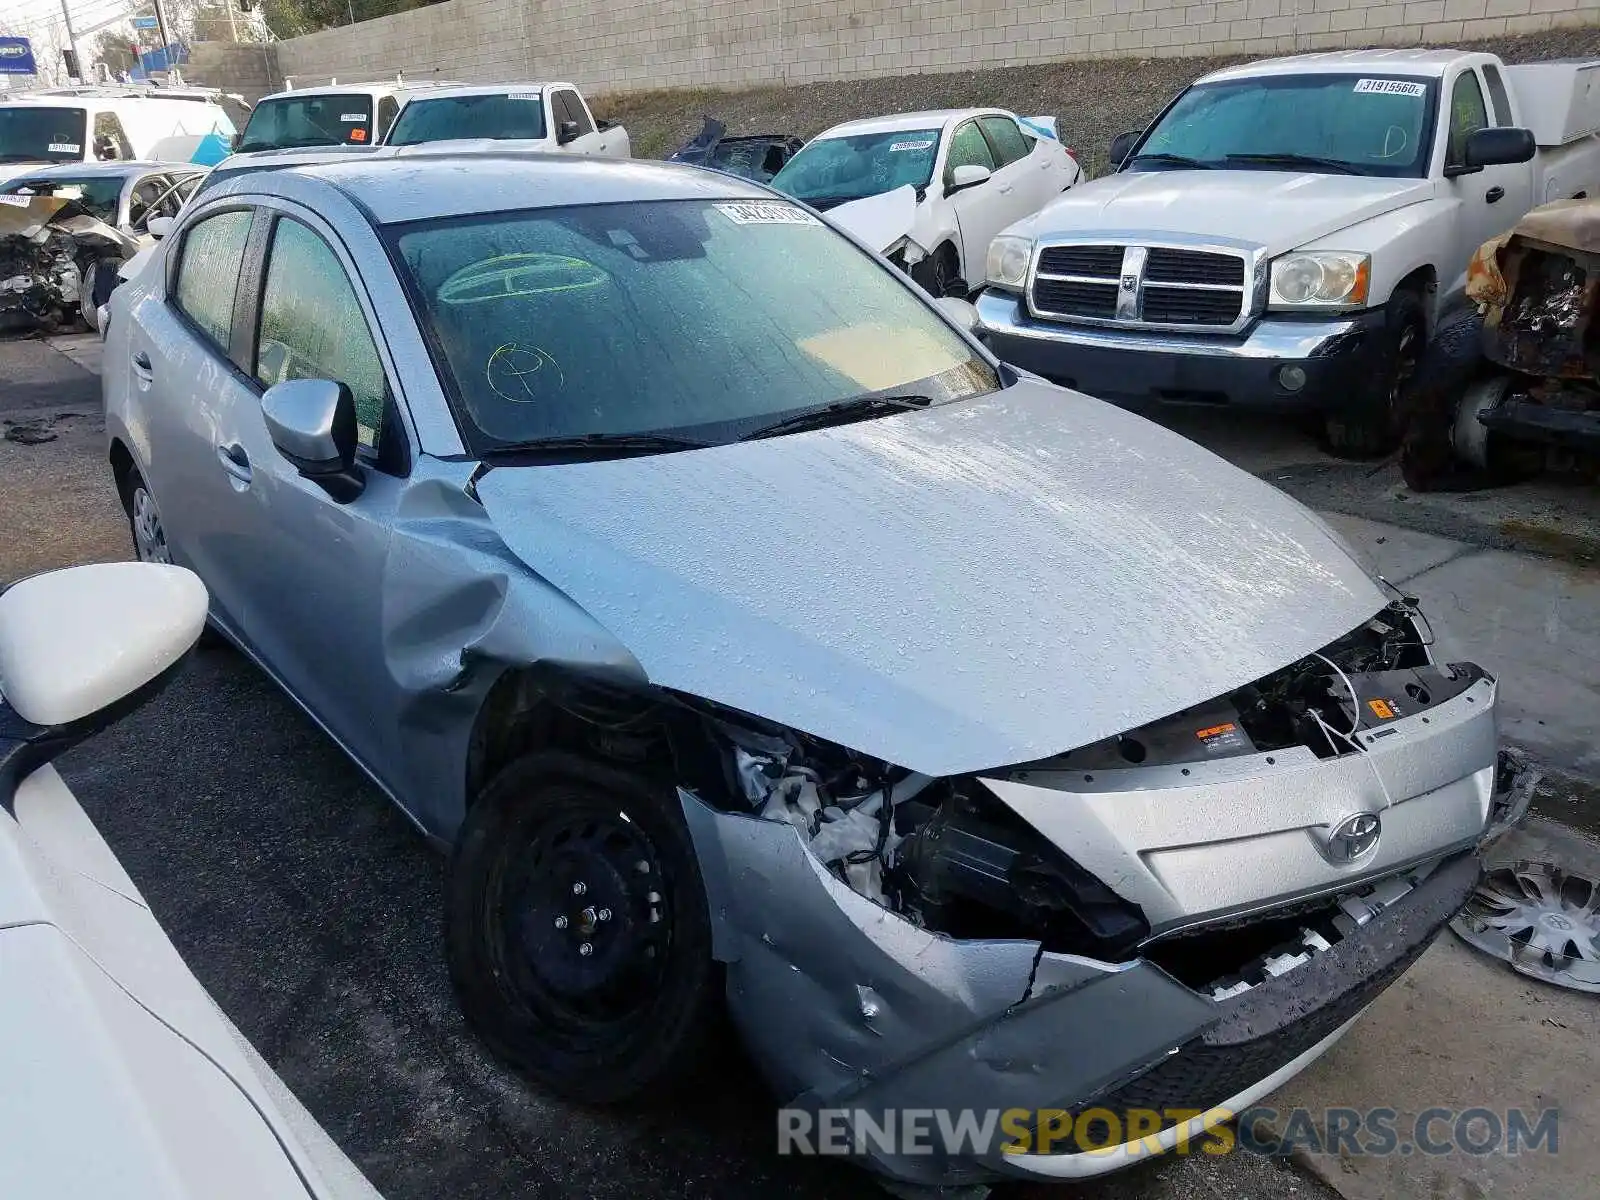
[108,438,136,509]
[1388,265,1437,330]
[463,666,682,806]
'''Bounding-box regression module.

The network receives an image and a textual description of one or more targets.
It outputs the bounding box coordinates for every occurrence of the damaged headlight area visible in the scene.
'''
[714,717,1149,961]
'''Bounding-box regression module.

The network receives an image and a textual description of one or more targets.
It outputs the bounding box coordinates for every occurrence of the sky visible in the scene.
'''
[1,0,136,84]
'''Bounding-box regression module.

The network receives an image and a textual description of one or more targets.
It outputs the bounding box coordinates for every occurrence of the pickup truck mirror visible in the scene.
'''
[557,119,581,146]
[1450,126,1537,176]
[948,163,992,192]
[1109,130,1142,169]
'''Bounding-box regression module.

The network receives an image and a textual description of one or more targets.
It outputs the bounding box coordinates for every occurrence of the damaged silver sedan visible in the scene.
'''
[102,154,1530,1193]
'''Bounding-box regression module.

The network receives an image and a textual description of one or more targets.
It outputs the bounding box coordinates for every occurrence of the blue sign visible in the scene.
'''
[132,16,161,30]
[0,36,38,75]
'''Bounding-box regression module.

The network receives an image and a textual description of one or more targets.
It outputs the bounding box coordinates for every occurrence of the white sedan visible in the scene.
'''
[770,108,1081,296]
[0,562,383,1200]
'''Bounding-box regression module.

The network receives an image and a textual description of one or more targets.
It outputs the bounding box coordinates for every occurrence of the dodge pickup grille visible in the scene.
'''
[1029,242,1250,330]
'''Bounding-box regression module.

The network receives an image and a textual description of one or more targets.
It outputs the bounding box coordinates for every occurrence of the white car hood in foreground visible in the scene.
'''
[828,184,919,254]
[477,379,1386,775]
[1024,170,1434,256]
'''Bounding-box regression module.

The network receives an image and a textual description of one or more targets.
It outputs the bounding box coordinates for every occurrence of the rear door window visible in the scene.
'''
[173,209,254,353]
[978,115,1031,166]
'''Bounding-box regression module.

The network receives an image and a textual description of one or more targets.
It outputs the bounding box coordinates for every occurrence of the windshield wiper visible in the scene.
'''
[481,432,710,462]
[740,394,932,441]
[1223,153,1363,176]
[1128,152,1217,170]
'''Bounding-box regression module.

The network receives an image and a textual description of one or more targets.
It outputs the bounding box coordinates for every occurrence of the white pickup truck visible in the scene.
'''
[380,82,630,157]
[976,50,1600,453]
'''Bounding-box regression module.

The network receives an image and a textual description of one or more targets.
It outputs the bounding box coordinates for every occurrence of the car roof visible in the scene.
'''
[0,160,201,181]
[219,145,386,170]
[812,109,1003,139]
[1200,48,1473,83]
[256,84,399,101]
[248,153,770,224]
[395,82,576,101]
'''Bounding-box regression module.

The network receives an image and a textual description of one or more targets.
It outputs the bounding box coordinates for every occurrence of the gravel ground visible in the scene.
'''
[594,27,1600,169]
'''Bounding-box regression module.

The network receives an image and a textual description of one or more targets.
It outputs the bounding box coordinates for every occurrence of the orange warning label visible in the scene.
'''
[1368,699,1395,720]
[1195,723,1237,740]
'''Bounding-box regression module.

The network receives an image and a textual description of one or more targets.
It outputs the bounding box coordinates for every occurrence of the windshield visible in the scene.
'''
[1132,74,1438,178]
[389,198,997,452]
[386,93,546,145]
[237,94,373,152]
[0,107,87,164]
[0,174,122,221]
[770,129,941,207]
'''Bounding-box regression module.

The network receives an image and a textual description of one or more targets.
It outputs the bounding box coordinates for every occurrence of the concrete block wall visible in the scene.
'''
[187,41,285,104]
[253,0,1597,96]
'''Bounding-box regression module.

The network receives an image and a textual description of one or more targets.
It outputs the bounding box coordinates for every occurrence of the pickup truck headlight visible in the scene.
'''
[986,235,1033,292]
[1269,252,1371,310]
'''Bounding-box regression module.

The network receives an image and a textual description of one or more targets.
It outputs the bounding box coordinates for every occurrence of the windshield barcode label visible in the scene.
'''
[714,201,820,226]
[341,113,366,121]
[0,194,33,207]
[1353,79,1426,97]
[48,142,80,153]
[890,140,935,152]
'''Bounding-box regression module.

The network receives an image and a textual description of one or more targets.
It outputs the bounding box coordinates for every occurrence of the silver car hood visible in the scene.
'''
[475,379,1386,775]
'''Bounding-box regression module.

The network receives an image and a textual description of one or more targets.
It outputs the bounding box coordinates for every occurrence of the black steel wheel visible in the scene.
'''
[1324,289,1426,458]
[446,752,718,1104]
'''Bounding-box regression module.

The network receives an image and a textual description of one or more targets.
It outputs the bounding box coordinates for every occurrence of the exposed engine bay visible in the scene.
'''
[0,194,136,330]
[687,597,1486,967]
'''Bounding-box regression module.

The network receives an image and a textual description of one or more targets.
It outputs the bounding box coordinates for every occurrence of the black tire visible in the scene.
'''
[446,751,719,1105]
[912,242,965,299]
[118,465,173,566]
[1323,290,1426,458]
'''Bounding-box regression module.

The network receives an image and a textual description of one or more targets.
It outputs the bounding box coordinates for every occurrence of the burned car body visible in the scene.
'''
[102,156,1525,1191]
[667,116,803,183]
[1447,198,1600,476]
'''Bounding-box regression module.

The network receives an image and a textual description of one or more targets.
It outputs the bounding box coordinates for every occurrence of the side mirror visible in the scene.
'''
[948,163,992,192]
[1451,126,1537,176]
[262,378,365,502]
[934,295,979,332]
[557,119,581,145]
[146,215,173,239]
[0,563,207,791]
[1109,130,1142,169]
[229,132,242,152]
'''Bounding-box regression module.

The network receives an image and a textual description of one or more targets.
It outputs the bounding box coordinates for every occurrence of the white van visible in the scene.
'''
[0,85,241,186]
[234,79,459,154]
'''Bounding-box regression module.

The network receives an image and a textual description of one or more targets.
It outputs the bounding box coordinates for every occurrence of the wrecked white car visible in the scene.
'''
[103,154,1528,1193]
[0,162,202,330]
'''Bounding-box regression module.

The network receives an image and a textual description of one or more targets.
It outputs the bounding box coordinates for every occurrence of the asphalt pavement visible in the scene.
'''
[5,331,1596,1200]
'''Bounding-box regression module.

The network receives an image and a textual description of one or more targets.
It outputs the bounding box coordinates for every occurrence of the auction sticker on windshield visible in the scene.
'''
[715,201,820,226]
[0,195,32,207]
[890,140,935,152]
[1353,79,1426,97]
[48,142,80,153]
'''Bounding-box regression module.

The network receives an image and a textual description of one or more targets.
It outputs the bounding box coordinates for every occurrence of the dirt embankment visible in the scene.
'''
[594,26,1600,174]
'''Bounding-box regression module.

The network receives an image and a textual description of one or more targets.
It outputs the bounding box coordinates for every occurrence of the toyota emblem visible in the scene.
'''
[1326,812,1381,863]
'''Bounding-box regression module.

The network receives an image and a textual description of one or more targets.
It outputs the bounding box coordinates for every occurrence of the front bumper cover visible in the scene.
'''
[682,786,1487,1189]
[975,287,1386,412]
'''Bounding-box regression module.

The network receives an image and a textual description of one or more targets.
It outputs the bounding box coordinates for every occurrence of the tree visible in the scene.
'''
[92,28,140,77]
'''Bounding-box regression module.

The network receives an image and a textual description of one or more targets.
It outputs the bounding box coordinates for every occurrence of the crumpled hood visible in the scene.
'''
[827,184,918,254]
[1023,170,1435,257]
[476,379,1386,776]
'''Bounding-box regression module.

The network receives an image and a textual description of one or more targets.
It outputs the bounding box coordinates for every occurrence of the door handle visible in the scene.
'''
[216,442,252,485]
[132,351,153,381]
[997,183,1014,194]
[1485,185,1505,204]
